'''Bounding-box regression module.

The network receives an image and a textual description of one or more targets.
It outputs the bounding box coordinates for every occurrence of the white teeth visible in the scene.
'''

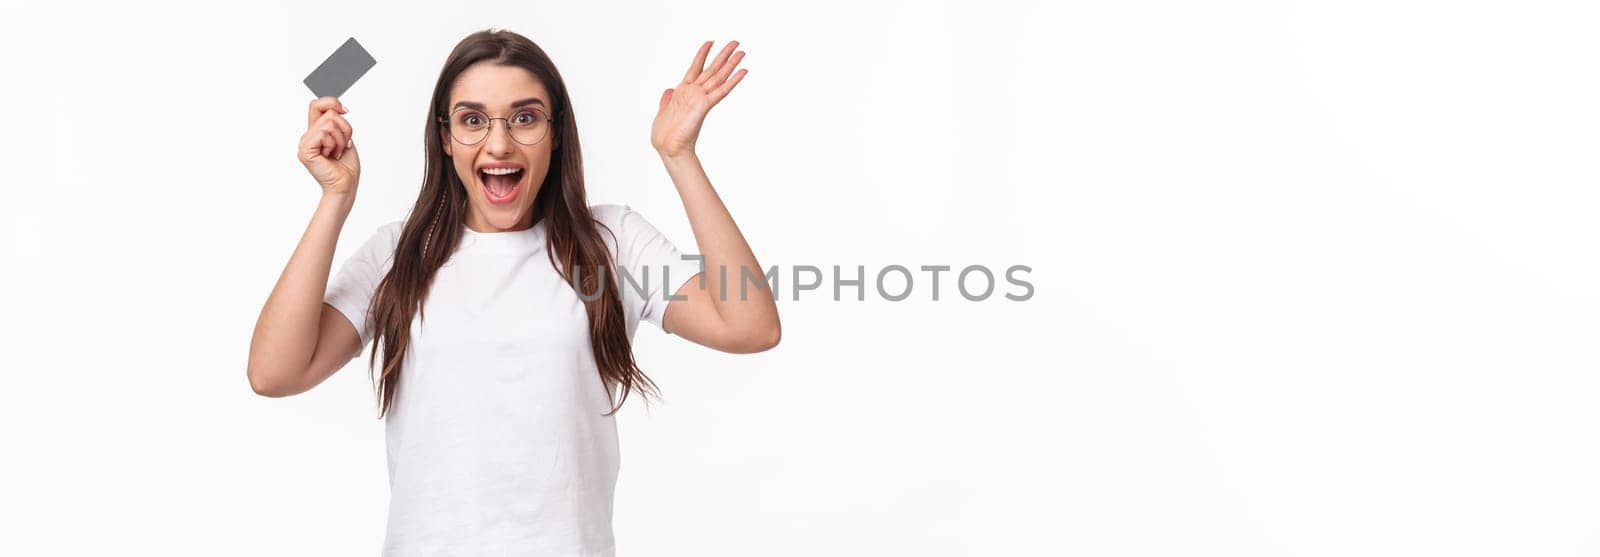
[481,167,522,176]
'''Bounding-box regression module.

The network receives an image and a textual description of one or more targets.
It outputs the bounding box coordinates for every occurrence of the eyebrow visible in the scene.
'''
[452,97,548,112]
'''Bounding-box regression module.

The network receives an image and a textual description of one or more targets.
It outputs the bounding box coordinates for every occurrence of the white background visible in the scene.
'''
[2,0,1598,555]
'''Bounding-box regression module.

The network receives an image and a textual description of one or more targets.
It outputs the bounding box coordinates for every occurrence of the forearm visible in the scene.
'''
[248,193,353,392]
[659,152,779,331]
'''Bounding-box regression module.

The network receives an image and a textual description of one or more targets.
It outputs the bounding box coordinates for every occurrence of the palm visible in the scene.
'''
[652,40,748,158]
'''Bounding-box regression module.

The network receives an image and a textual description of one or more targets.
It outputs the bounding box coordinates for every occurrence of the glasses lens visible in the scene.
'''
[450,110,490,145]
[509,110,550,145]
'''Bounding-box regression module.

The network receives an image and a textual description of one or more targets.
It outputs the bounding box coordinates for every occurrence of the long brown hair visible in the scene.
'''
[363,29,658,419]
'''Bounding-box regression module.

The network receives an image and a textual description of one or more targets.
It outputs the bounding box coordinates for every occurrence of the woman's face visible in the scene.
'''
[442,62,557,232]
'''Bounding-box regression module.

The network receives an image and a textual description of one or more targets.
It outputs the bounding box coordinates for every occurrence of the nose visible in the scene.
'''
[482,119,515,157]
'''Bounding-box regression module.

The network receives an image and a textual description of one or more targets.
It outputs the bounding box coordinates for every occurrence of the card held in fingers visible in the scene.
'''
[304,37,376,98]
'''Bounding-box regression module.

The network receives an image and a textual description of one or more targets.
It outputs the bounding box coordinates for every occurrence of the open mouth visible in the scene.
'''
[477,165,524,205]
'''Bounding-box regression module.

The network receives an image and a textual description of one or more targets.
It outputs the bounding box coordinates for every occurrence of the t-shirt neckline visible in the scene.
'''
[459,219,547,253]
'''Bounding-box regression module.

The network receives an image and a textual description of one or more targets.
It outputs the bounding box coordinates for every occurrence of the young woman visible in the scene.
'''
[247,29,780,555]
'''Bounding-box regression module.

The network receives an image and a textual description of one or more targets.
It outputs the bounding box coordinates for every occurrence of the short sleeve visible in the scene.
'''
[593,204,703,333]
[323,221,403,348]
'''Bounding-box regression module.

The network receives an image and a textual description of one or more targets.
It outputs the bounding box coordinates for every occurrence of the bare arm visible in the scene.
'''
[247,195,362,396]
[651,41,780,353]
[657,154,780,353]
[247,97,363,396]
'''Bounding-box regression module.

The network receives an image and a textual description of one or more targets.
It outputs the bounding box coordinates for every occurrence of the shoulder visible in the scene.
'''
[588,203,649,241]
[351,219,406,261]
[374,219,406,247]
[589,203,633,228]
[377,219,405,237]
[588,203,678,263]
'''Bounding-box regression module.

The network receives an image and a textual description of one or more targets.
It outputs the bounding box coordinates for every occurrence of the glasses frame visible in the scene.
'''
[437,106,555,146]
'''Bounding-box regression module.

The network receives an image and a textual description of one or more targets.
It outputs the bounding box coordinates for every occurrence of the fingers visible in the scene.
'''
[306,96,351,159]
[317,126,339,160]
[682,41,713,83]
[298,114,352,162]
[705,50,745,91]
[298,129,322,161]
[321,129,340,159]
[312,109,354,158]
[307,96,347,127]
[711,69,748,102]
[315,110,353,142]
[304,128,327,160]
[697,41,739,86]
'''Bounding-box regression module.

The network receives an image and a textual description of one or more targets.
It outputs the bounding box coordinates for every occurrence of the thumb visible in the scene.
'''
[658,88,673,112]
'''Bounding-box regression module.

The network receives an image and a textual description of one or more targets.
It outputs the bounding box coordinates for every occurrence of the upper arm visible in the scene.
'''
[597,203,778,353]
[660,273,778,354]
[659,273,725,349]
[296,302,364,393]
[295,221,398,392]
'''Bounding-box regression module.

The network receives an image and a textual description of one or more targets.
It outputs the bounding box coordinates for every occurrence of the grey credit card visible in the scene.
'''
[303,37,376,98]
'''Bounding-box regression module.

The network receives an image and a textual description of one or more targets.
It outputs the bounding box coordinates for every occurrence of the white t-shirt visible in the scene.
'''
[324,204,702,556]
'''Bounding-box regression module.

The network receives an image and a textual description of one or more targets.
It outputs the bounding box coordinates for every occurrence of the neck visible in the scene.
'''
[464,209,537,233]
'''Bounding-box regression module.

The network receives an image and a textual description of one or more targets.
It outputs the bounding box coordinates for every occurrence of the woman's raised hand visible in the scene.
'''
[298,96,361,198]
[651,40,748,159]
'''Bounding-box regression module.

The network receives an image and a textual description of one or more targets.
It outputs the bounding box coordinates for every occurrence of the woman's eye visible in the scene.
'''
[513,112,536,125]
[461,114,485,127]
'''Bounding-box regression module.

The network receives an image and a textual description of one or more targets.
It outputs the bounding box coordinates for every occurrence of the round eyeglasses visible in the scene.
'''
[439,106,553,146]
